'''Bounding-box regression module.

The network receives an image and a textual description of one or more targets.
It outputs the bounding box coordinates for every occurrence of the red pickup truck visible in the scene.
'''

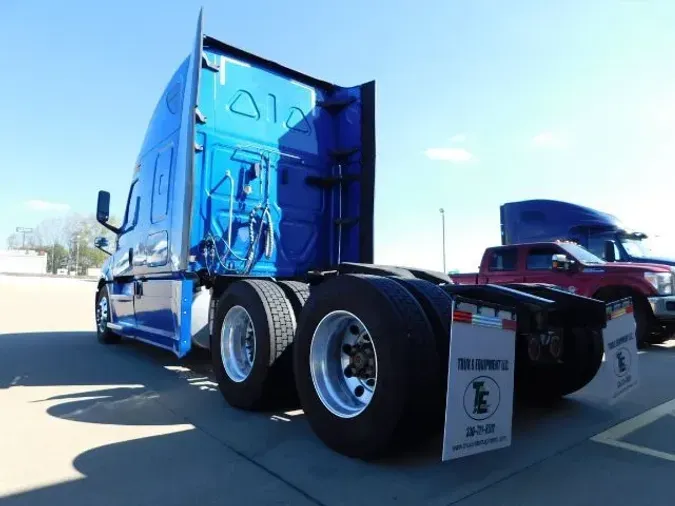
[451,241,675,347]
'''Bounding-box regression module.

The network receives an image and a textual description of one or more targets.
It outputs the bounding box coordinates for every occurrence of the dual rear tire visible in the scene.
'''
[210,275,608,458]
[211,275,452,459]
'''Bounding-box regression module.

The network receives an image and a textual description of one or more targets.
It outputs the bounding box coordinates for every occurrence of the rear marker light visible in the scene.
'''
[452,310,517,330]
[607,305,633,321]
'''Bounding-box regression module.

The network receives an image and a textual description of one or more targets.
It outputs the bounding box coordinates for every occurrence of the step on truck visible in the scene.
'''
[92,10,639,461]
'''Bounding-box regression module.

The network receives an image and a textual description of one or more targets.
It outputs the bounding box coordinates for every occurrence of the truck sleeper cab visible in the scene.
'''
[93,10,631,460]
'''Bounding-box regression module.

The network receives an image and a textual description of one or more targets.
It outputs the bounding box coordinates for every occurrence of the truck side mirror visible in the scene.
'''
[96,190,120,234]
[94,236,112,256]
[552,253,573,271]
[604,240,616,262]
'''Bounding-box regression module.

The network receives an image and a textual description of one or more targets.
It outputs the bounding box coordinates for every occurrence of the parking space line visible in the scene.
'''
[590,398,675,462]
[591,398,675,441]
[593,438,675,463]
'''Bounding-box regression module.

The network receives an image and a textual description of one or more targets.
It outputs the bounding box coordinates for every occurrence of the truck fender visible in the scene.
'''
[589,279,651,300]
[94,262,114,301]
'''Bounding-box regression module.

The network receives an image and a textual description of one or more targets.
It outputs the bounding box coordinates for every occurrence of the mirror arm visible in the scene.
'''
[95,245,112,256]
[99,222,120,235]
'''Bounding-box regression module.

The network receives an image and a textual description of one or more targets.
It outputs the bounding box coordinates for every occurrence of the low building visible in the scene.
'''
[86,267,101,278]
[0,250,48,275]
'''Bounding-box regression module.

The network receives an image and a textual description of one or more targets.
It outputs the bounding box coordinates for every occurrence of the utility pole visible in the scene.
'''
[75,235,81,276]
[439,208,447,273]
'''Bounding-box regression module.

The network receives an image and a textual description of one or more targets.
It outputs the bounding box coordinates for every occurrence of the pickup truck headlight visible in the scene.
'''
[644,272,674,295]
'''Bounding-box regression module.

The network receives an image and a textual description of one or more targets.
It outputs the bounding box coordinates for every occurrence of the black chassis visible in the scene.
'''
[305,263,613,361]
[211,262,616,362]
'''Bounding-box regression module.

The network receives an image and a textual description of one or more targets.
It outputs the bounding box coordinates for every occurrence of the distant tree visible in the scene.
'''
[6,233,19,249]
[5,212,120,274]
[65,213,119,274]
[46,244,69,274]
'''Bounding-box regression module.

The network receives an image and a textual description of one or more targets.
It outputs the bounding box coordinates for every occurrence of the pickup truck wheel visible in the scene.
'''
[596,292,651,348]
[650,323,675,344]
[517,327,603,403]
[632,298,654,348]
[646,332,669,345]
[293,274,439,459]
[95,286,121,344]
[211,279,296,411]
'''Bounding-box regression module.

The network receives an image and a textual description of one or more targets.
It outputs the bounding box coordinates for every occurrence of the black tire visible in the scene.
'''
[95,285,121,344]
[596,291,651,348]
[293,274,440,460]
[211,279,296,411]
[516,327,604,404]
[276,280,310,319]
[646,332,669,345]
[632,297,654,348]
[390,277,453,371]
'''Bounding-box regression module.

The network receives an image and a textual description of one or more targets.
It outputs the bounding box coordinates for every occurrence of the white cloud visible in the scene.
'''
[532,131,567,149]
[450,134,466,143]
[424,147,476,163]
[24,200,71,212]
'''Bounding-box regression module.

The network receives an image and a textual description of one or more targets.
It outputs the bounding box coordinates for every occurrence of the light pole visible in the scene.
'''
[15,227,33,250]
[439,208,446,273]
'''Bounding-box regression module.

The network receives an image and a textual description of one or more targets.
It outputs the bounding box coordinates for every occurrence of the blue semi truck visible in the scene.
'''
[92,11,632,459]
[500,199,675,266]
[500,199,675,343]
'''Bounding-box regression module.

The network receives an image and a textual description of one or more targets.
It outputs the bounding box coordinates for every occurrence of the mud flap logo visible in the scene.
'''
[464,376,500,421]
[600,301,640,404]
[442,302,516,461]
[613,347,631,378]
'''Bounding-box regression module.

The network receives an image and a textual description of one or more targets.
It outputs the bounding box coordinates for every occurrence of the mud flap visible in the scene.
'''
[174,278,195,358]
[597,298,640,404]
[442,298,518,461]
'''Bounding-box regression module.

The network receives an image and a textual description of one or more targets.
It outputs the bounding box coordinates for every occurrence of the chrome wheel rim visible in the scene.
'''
[221,305,256,383]
[309,310,378,419]
[97,295,109,333]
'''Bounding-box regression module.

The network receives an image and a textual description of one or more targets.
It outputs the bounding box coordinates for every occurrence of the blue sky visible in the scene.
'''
[2,0,675,271]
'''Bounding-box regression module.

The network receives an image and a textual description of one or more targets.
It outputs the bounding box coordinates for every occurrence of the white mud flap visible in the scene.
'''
[599,298,640,404]
[442,299,517,461]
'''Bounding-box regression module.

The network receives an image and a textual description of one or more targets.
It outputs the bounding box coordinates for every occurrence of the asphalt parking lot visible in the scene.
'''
[1,275,675,506]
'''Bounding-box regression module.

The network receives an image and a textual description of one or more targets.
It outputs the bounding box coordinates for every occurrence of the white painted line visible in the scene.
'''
[590,398,675,462]
[593,438,675,463]
[591,398,675,441]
